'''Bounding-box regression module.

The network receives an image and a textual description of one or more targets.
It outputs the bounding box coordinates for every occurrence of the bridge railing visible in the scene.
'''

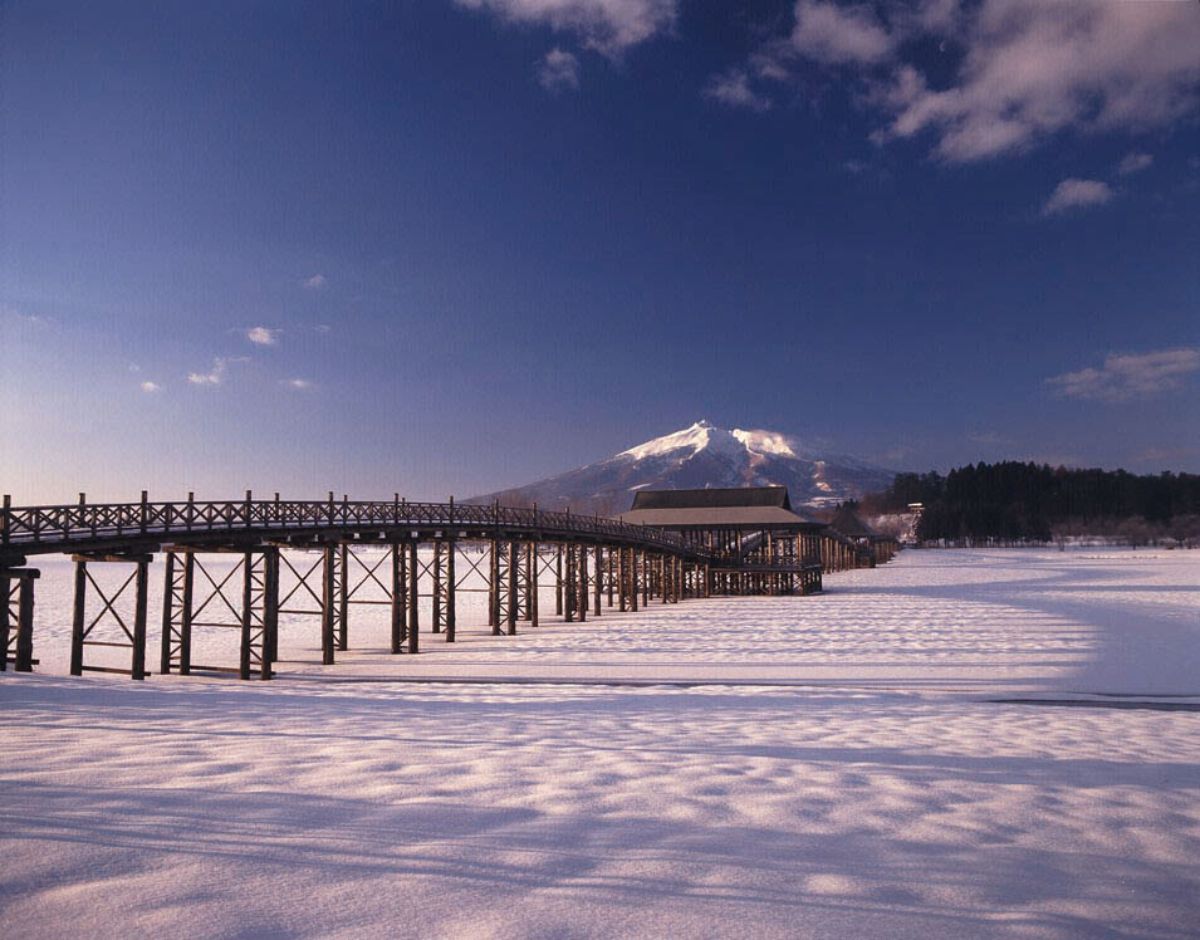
[0,495,692,555]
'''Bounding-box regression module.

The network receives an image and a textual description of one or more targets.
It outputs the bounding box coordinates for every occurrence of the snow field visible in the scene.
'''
[1,548,1198,938]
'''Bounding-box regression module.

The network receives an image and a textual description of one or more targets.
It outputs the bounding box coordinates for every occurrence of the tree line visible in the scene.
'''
[867,462,1200,545]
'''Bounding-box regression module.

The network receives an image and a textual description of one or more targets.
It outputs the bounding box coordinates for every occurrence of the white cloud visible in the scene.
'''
[283,378,313,390]
[745,1,1200,163]
[888,1,1200,161]
[704,69,771,113]
[1047,348,1200,402]
[1117,152,1153,175]
[1042,178,1113,216]
[246,326,280,346]
[539,47,580,91]
[455,0,676,56]
[187,356,246,386]
[790,0,894,66]
[139,381,162,393]
[302,274,327,290]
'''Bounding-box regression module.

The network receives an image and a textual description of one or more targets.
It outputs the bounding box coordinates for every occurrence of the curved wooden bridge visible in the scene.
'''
[1,491,827,681]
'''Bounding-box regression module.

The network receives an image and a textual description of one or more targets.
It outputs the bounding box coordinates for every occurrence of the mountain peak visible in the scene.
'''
[618,420,742,462]
[618,421,807,464]
[471,422,894,515]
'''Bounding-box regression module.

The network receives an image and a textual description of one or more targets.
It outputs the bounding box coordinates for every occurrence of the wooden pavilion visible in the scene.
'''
[617,487,824,594]
[827,505,899,567]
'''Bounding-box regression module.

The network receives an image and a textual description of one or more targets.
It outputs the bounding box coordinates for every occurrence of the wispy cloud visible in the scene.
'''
[139,381,162,393]
[1117,152,1153,176]
[455,0,676,56]
[1042,178,1113,216]
[1,304,53,328]
[1047,348,1200,402]
[704,69,771,113]
[735,1,1200,163]
[302,273,327,290]
[539,48,580,92]
[188,356,246,387]
[282,378,313,391]
[789,0,894,66]
[246,326,280,346]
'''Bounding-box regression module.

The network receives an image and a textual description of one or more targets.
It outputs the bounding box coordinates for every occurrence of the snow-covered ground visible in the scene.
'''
[2,549,1198,938]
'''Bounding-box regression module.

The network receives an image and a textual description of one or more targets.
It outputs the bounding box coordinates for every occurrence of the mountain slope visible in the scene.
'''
[470,421,894,516]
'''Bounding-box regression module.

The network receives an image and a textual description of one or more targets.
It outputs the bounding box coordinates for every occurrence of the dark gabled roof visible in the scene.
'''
[829,505,878,539]
[619,487,825,529]
[630,486,792,512]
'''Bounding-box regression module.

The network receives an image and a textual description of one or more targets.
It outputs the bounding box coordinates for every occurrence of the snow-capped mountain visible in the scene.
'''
[470,420,895,516]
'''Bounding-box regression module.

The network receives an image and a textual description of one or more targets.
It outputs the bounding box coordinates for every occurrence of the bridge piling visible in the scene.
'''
[592,546,602,617]
[390,541,406,653]
[407,540,419,654]
[578,544,587,623]
[2,567,38,672]
[69,553,150,679]
[444,536,456,643]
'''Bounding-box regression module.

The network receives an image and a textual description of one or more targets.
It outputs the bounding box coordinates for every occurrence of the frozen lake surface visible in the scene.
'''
[2,548,1198,938]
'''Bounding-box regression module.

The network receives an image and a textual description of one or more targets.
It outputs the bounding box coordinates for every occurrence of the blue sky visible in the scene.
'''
[2,0,1198,503]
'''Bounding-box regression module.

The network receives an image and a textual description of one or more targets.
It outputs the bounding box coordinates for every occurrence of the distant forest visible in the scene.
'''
[866,462,1200,545]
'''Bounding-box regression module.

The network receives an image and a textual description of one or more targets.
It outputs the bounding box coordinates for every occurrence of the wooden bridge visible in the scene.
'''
[1,491,827,681]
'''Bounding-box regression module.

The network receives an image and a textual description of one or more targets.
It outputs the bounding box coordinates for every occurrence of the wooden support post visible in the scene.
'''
[445,537,456,643]
[593,546,602,617]
[607,547,615,608]
[180,552,194,673]
[338,543,350,650]
[618,547,627,612]
[131,559,148,681]
[555,545,564,616]
[0,574,9,673]
[321,545,337,665]
[390,542,405,653]
[578,542,588,623]
[641,550,649,607]
[522,542,534,622]
[2,569,38,673]
[240,551,254,681]
[159,552,175,675]
[263,547,279,672]
[14,575,35,672]
[506,539,518,635]
[489,538,501,634]
[407,540,419,654]
[528,542,539,628]
[564,544,576,622]
[431,540,442,634]
[70,559,86,676]
[631,549,639,612]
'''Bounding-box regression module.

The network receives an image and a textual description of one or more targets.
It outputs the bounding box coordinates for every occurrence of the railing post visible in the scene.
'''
[140,490,148,533]
[245,489,252,528]
[274,492,280,524]
[187,491,195,530]
[394,493,400,525]
[328,491,335,528]
[1,494,9,549]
